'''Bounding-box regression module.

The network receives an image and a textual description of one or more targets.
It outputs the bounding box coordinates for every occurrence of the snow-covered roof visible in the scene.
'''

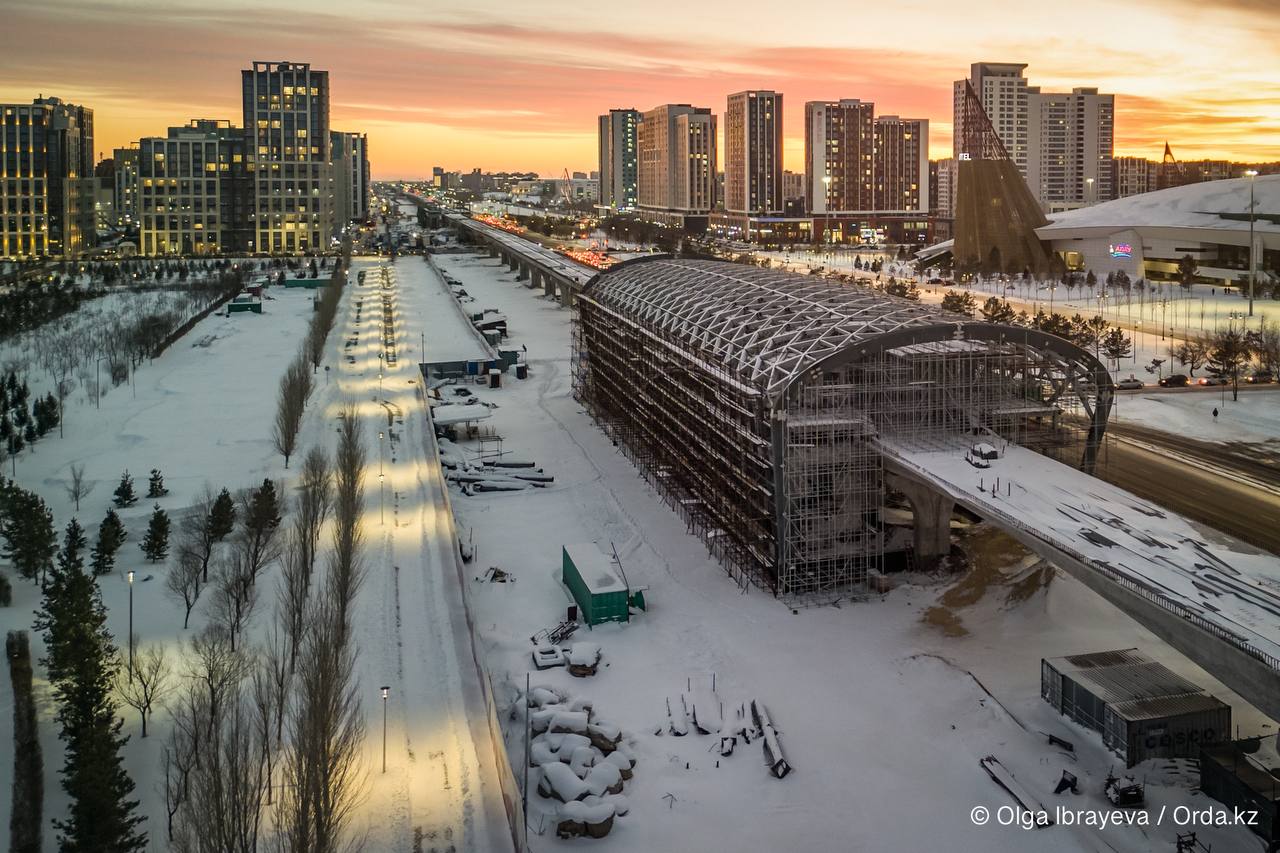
[1038,174,1280,239]
[583,259,971,395]
[564,543,625,595]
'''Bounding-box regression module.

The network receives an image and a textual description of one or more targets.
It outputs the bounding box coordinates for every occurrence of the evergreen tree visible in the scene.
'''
[8,432,23,458]
[140,505,169,562]
[90,509,127,576]
[0,489,57,585]
[248,478,282,534]
[43,391,60,432]
[146,469,168,498]
[0,412,11,441]
[23,420,37,446]
[209,487,236,540]
[35,521,147,853]
[980,297,1017,324]
[113,471,137,508]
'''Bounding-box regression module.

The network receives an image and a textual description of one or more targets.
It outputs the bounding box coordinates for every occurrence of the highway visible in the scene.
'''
[1099,422,1280,556]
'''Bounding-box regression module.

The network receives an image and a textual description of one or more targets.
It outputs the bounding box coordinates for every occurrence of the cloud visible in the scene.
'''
[2,0,1278,178]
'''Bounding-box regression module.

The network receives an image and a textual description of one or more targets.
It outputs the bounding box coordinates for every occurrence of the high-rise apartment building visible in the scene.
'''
[112,147,140,229]
[0,96,95,259]
[637,104,716,221]
[242,60,331,253]
[330,130,370,227]
[137,119,252,256]
[1026,87,1114,208]
[782,170,805,204]
[954,63,1030,173]
[804,99,875,214]
[597,109,640,212]
[955,63,1114,210]
[933,157,957,218]
[873,116,929,213]
[725,91,783,216]
[1112,156,1156,198]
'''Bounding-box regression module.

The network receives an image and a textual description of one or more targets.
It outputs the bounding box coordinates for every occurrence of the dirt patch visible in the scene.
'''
[922,525,1049,637]
[922,605,968,637]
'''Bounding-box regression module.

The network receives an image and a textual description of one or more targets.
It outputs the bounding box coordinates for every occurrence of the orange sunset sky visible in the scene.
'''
[2,0,1279,179]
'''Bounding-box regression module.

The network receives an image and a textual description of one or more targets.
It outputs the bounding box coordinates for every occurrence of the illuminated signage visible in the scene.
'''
[1109,243,1132,259]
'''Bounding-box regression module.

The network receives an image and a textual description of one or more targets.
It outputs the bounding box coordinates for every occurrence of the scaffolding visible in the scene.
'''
[573,258,1113,602]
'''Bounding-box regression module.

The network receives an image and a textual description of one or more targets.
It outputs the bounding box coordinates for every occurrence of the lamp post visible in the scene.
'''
[127,570,135,680]
[380,686,390,773]
[1245,169,1258,317]
[1086,177,1095,206]
[379,472,385,525]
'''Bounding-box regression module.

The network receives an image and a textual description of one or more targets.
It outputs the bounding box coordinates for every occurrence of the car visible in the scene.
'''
[1196,376,1229,386]
[1158,374,1190,387]
[1247,371,1275,384]
[1116,377,1144,390]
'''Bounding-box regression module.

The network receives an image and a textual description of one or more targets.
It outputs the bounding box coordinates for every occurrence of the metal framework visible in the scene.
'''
[573,258,1112,601]
[953,80,1051,274]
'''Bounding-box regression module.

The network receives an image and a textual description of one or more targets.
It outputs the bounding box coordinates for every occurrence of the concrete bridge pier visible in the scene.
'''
[885,469,954,568]
[543,274,556,299]
[486,241,499,259]
[529,269,542,291]
[506,252,519,272]
[517,261,529,282]
[560,284,575,309]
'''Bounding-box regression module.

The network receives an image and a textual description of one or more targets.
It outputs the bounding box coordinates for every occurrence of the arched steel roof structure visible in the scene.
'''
[586,257,1113,411]
[575,257,1115,599]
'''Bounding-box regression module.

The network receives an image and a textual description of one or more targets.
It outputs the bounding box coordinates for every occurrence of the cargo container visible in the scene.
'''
[1200,734,1279,846]
[1041,649,1231,767]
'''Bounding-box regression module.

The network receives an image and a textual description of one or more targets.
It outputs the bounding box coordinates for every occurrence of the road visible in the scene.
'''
[1097,422,1280,556]
[339,258,515,852]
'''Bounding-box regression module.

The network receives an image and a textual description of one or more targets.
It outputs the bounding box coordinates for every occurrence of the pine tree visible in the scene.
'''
[0,412,11,441]
[36,522,147,853]
[146,469,168,498]
[23,420,36,446]
[0,489,57,585]
[249,478,283,532]
[209,487,236,540]
[140,505,169,562]
[113,471,137,508]
[90,509,127,576]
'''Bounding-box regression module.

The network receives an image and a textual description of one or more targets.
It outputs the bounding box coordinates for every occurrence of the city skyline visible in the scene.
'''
[2,0,1279,178]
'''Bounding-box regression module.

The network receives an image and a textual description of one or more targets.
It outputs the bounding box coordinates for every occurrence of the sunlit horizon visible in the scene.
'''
[3,0,1279,178]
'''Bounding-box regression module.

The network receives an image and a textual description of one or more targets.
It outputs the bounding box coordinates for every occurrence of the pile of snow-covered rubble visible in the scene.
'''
[527,684,637,839]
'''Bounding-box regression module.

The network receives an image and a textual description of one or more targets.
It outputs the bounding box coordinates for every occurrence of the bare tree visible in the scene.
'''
[278,534,312,672]
[237,483,286,584]
[115,640,172,736]
[252,626,292,806]
[188,627,249,743]
[65,461,93,511]
[167,544,205,629]
[295,446,332,574]
[209,555,258,651]
[272,353,314,468]
[178,487,221,584]
[276,592,367,853]
[164,684,204,844]
[329,406,366,643]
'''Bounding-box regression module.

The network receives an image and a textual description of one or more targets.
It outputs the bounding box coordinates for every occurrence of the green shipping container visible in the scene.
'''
[562,544,629,626]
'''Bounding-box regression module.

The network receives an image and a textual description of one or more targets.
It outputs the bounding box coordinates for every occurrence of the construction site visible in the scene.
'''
[571,257,1114,601]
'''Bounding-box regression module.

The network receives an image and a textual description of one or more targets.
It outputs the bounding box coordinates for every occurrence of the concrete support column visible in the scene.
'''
[517,261,529,282]
[529,269,542,291]
[886,472,954,568]
[506,253,518,272]
[561,287,575,309]
[487,242,499,258]
[543,274,556,298]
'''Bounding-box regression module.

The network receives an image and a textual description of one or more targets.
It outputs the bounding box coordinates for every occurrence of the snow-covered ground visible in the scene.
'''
[1113,386,1280,447]
[426,248,1277,853]
[0,286,317,850]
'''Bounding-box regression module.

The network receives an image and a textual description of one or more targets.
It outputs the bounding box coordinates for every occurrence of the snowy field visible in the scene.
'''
[0,286,318,850]
[428,249,1276,853]
[1113,386,1280,447]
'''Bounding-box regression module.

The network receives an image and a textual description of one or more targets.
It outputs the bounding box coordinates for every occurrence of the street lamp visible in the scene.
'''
[1086,177,1095,206]
[379,472,385,525]
[1245,170,1258,317]
[127,570,135,680]
[380,686,390,773]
